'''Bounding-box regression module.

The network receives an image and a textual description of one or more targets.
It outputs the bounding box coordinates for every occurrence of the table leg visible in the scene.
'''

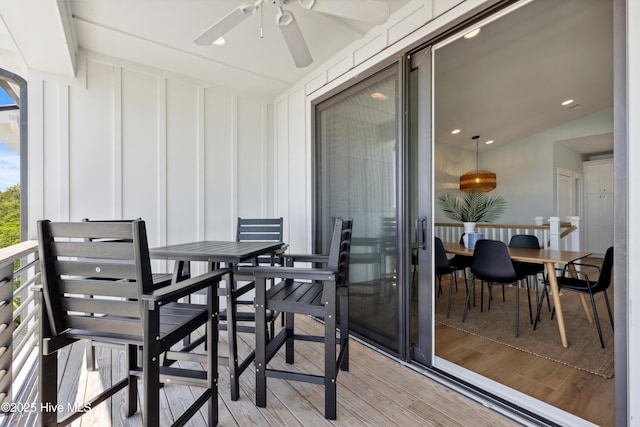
[546,261,569,348]
[565,263,595,324]
[225,267,241,401]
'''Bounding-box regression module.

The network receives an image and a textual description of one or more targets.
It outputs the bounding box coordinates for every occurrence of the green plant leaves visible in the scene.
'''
[438,189,506,223]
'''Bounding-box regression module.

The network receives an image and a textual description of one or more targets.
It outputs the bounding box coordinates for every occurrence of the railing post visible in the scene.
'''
[566,216,581,251]
[548,217,560,250]
[0,261,14,406]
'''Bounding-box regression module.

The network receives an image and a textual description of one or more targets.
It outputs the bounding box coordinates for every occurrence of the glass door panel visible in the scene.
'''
[315,65,400,353]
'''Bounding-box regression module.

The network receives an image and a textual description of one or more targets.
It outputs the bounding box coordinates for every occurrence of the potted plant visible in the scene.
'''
[438,189,507,247]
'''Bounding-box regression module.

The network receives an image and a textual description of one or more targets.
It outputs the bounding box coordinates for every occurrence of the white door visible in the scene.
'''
[557,168,573,217]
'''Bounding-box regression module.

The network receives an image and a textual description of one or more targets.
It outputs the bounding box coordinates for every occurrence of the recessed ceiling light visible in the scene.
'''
[485,140,494,145]
[370,92,389,100]
[561,99,574,106]
[451,129,461,135]
[463,28,481,40]
[213,37,226,46]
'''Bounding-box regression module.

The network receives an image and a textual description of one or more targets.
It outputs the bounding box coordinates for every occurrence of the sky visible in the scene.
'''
[0,86,19,191]
[0,142,19,191]
[0,87,13,106]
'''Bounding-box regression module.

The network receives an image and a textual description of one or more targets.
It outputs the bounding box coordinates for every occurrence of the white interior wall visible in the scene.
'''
[27,50,276,249]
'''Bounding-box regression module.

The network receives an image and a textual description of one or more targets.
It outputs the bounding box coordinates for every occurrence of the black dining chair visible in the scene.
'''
[35,219,225,426]
[463,239,529,337]
[448,234,472,288]
[435,237,467,318]
[535,246,614,348]
[509,234,547,324]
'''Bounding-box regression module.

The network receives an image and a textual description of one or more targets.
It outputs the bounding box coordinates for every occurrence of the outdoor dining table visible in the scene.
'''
[442,242,592,348]
[150,240,286,401]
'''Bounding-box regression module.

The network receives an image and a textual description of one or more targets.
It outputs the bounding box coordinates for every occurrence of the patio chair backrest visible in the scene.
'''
[37,219,153,337]
[327,218,353,288]
[236,217,284,242]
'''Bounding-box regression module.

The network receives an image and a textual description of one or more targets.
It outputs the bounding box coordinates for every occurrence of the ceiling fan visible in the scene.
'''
[194,0,390,68]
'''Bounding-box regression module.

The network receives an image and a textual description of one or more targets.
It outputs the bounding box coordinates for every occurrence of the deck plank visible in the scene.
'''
[3,315,518,427]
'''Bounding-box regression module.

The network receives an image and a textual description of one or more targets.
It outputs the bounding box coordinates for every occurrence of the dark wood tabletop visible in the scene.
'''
[150,240,285,264]
[149,239,286,401]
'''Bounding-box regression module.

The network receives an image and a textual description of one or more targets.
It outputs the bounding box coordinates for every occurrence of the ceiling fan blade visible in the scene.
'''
[298,0,390,25]
[194,1,261,46]
[277,10,313,68]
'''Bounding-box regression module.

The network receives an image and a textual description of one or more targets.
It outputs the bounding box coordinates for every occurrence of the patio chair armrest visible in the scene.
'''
[251,265,336,281]
[143,268,231,303]
[275,244,290,255]
[282,253,329,265]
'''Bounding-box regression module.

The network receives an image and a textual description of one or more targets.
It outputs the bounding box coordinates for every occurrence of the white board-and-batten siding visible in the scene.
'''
[28,51,277,252]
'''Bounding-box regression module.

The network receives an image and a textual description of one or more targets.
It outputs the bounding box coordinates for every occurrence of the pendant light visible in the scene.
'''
[459,135,496,192]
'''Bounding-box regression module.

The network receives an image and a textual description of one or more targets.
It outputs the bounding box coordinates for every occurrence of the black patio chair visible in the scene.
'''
[252,217,353,420]
[534,246,614,348]
[36,219,226,426]
[463,239,529,337]
[219,217,287,338]
[80,218,190,372]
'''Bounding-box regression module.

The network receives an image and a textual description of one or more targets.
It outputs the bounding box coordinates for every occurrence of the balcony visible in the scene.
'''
[0,240,517,426]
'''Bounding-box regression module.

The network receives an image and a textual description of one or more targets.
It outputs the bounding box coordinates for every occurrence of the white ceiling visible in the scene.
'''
[434,0,613,155]
[69,0,412,98]
[0,0,613,154]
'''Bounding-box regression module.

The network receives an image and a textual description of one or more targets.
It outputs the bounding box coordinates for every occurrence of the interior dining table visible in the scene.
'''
[442,242,592,348]
[149,240,286,400]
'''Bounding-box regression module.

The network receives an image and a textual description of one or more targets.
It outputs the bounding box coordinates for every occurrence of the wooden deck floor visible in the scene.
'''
[3,315,518,427]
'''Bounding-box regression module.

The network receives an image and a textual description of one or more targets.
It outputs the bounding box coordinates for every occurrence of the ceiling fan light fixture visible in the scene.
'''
[196,0,387,68]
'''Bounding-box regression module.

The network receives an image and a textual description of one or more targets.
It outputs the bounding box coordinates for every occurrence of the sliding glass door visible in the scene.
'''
[315,1,614,423]
[315,65,402,353]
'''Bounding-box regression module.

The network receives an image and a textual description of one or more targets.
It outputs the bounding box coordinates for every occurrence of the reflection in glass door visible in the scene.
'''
[315,65,401,353]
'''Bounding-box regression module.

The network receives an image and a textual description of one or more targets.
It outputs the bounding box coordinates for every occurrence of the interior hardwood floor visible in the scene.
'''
[3,314,519,427]
[435,259,615,427]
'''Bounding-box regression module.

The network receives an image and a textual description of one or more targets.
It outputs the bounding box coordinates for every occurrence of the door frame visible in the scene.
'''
[407,47,434,366]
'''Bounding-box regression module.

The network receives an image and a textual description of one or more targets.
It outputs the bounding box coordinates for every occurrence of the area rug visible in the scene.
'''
[435,276,615,378]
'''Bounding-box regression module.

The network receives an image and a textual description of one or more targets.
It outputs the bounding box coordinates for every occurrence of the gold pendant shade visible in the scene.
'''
[459,135,496,192]
[459,170,497,192]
